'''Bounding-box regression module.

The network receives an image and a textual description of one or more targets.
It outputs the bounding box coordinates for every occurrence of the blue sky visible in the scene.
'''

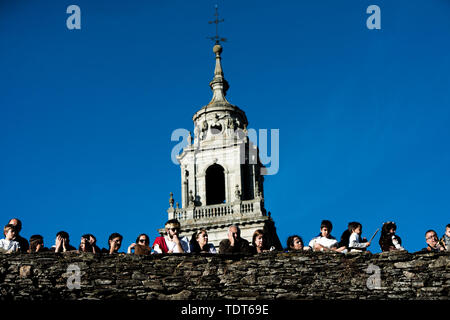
[1,0,449,252]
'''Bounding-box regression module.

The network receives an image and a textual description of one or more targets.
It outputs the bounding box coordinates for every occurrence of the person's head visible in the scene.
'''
[29,235,44,252]
[56,231,70,243]
[8,218,22,233]
[85,234,96,244]
[79,234,93,252]
[425,230,439,248]
[382,221,397,235]
[135,234,150,246]
[165,219,181,239]
[4,224,17,240]
[350,222,362,235]
[446,224,450,237]
[320,220,333,237]
[287,235,303,251]
[228,225,241,241]
[108,233,123,251]
[252,229,267,249]
[194,229,209,248]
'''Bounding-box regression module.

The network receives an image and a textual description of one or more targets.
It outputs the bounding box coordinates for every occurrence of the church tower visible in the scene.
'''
[162,41,282,250]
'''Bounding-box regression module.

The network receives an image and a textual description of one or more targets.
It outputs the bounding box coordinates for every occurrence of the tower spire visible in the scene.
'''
[208,5,229,104]
[209,44,230,104]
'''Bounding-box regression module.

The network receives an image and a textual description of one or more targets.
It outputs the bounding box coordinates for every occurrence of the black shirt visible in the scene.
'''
[15,235,29,253]
[219,238,252,254]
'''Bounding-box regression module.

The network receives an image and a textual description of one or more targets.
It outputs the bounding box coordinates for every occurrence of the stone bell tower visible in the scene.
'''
[162,43,281,250]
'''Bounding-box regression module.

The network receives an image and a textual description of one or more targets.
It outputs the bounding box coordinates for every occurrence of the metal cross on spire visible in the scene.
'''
[208,5,227,44]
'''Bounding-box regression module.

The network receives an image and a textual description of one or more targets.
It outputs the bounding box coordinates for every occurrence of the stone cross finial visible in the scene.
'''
[208,5,227,45]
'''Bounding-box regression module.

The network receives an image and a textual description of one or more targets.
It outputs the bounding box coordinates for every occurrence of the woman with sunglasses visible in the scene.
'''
[101,233,123,254]
[127,234,151,255]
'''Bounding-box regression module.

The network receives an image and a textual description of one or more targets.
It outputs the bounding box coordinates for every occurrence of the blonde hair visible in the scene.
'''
[4,224,16,236]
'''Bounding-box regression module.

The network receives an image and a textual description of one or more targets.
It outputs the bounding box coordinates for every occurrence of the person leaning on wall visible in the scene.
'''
[102,233,123,254]
[28,235,48,253]
[219,225,252,254]
[7,218,29,253]
[190,229,216,253]
[128,234,151,255]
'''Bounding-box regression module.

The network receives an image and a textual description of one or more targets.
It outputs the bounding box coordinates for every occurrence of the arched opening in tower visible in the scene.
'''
[206,164,226,205]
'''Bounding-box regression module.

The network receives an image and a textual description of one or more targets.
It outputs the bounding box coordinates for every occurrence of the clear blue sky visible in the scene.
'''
[1,0,449,253]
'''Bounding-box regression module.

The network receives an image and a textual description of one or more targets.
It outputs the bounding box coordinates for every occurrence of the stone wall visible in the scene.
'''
[0,251,448,300]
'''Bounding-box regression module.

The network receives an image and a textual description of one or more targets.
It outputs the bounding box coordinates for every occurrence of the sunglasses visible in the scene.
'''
[169,228,180,232]
[138,239,147,243]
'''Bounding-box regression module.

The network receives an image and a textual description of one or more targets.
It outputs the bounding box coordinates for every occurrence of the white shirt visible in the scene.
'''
[153,235,190,253]
[349,232,367,250]
[0,239,20,252]
[308,236,338,250]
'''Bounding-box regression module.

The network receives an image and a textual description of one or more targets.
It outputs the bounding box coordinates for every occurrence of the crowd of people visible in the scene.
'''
[0,218,449,255]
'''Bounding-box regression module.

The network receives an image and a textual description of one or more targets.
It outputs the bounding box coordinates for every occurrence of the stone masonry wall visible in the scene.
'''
[0,251,448,300]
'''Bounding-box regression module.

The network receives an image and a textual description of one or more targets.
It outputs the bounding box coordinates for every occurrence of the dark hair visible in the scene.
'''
[446,224,450,229]
[165,219,181,228]
[108,233,123,242]
[28,234,44,253]
[381,221,396,234]
[286,235,303,250]
[379,222,401,252]
[189,230,208,253]
[338,222,357,248]
[8,218,22,232]
[349,222,362,232]
[425,230,437,237]
[85,234,96,242]
[79,234,93,252]
[135,234,150,245]
[252,229,269,250]
[56,231,69,240]
[29,234,43,243]
[320,220,333,232]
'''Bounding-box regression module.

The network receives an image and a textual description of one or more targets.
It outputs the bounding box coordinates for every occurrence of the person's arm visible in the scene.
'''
[54,236,62,253]
[308,238,318,251]
[391,236,404,250]
[315,243,330,251]
[227,231,235,249]
[61,238,68,252]
[181,238,190,253]
[127,243,136,254]
[349,234,369,249]
[109,241,118,254]
[172,234,184,253]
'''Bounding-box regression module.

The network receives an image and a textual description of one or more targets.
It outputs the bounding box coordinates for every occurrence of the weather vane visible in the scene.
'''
[208,4,227,44]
